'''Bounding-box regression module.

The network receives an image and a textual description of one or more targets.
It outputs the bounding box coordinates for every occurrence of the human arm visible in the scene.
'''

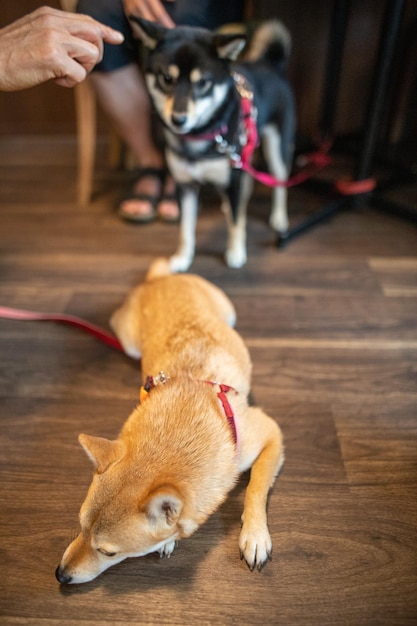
[122,0,175,28]
[0,6,124,91]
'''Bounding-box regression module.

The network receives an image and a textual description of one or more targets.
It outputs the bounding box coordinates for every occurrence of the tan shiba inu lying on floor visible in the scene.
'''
[56,259,284,584]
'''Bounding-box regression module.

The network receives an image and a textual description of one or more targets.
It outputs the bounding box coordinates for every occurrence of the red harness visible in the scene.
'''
[140,372,238,446]
[206,381,238,446]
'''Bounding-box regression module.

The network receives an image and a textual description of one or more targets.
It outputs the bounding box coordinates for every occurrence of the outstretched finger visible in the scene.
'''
[64,14,124,50]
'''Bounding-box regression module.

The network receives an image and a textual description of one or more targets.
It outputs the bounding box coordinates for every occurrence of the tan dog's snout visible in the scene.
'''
[56,534,83,585]
[55,564,72,585]
[55,533,100,585]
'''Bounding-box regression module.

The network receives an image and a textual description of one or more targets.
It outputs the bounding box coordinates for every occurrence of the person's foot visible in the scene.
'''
[158,174,179,222]
[118,167,164,223]
[118,168,179,223]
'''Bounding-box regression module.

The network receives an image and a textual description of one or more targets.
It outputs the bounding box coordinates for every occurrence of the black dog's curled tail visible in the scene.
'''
[244,21,291,67]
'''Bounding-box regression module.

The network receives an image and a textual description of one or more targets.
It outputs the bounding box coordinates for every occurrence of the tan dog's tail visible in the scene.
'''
[145,257,172,282]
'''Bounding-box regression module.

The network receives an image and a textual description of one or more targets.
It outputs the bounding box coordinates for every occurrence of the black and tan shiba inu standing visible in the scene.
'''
[130,17,296,271]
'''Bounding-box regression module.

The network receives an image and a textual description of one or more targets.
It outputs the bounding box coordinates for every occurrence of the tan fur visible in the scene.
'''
[56,259,284,584]
[244,20,291,62]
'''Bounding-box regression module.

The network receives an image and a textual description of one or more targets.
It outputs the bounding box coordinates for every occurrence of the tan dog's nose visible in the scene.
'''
[55,565,72,584]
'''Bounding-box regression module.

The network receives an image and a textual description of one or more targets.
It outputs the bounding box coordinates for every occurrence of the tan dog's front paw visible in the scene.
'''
[158,540,177,558]
[239,523,272,571]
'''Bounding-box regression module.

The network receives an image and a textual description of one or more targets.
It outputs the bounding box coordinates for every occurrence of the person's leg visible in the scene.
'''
[90,64,163,170]
[91,64,173,220]
[77,0,178,220]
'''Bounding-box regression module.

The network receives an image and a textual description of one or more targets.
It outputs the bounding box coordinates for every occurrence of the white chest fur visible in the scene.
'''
[166,149,232,188]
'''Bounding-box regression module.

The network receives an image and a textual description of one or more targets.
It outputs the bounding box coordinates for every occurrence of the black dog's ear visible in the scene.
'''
[213,33,247,60]
[129,15,168,49]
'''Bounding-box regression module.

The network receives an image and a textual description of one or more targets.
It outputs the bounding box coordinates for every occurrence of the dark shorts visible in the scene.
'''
[77,0,245,72]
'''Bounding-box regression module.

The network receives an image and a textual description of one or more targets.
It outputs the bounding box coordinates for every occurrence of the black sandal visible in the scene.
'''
[157,178,180,223]
[118,167,166,223]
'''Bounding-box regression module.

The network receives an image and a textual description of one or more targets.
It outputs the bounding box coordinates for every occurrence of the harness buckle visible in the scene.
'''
[230,153,242,168]
[214,134,229,153]
[215,133,241,165]
[231,71,254,101]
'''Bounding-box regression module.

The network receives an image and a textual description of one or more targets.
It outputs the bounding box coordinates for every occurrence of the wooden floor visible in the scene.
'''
[0,136,416,625]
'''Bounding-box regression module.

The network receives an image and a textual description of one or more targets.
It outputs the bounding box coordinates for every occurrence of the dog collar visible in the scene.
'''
[139,371,238,445]
[139,370,170,403]
[182,123,229,143]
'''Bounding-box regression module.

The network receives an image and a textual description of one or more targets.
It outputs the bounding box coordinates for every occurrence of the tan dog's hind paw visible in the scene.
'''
[239,522,272,571]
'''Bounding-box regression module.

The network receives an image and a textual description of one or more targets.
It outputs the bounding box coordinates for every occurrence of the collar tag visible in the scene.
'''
[231,71,254,101]
[139,370,170,404]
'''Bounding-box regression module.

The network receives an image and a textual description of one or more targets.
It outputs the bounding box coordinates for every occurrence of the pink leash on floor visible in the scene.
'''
[0,305,126,354]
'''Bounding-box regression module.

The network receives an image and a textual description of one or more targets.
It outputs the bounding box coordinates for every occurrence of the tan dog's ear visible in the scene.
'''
[145,486,183,526]
[79,434,125,474]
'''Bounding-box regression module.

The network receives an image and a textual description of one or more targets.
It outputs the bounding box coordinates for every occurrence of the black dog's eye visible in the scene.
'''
[158,72,175,88]
[97,548,117,557]
[194,76,212,93]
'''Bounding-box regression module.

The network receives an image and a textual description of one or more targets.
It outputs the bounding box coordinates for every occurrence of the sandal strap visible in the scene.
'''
[118,167,168,223]
[131,167,167,183]
[122,167,168,206]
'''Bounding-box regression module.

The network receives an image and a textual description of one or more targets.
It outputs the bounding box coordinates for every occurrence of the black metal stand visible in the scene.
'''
[278,0,416,247]
[319,0,350,141]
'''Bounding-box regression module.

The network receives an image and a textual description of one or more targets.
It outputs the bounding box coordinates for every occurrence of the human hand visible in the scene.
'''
[0,6,124,91]
[123,0,175,28]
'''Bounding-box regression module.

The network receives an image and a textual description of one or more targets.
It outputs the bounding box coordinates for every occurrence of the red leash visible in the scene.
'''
[235,89,332,189]
[238,106,374,194]
[241,147,332,188]
[234,75,375,195]
[0,305,125,354]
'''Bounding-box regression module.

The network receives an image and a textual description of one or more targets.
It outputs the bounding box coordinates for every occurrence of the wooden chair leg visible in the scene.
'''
[74,80,96,205]
[108,127,124,170]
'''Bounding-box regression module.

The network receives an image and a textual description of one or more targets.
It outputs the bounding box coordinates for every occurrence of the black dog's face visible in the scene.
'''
[130,18,246,135]
[147,46,228,135]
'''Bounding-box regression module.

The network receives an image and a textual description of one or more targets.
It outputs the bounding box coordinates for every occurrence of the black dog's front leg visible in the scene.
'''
[169,182,200,273]
[222,168,253,269]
